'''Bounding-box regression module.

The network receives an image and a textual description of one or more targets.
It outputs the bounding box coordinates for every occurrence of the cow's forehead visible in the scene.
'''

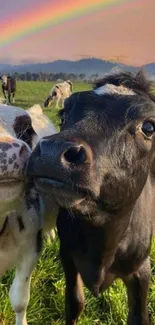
[0,105,28,137]
[65,90,155,125]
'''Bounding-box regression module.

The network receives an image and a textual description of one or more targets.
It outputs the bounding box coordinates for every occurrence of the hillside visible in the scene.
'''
[0,58,154,77]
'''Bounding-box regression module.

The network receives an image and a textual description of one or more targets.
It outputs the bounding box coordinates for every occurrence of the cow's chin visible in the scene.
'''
[34,177,85,208]
[0,180,24,217]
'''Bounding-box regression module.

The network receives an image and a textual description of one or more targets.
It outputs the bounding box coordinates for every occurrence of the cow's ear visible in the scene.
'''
[67,80,73,91]
[13,114,37,149]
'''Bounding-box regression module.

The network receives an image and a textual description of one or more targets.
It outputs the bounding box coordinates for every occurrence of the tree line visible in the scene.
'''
[11,72,99,82]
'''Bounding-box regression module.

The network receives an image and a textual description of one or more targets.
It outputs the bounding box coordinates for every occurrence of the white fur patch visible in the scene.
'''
[26,104,57,149]
[1,75,7,85]
[94,84,135,96]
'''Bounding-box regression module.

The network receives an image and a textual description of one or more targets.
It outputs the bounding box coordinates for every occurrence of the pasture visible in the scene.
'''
[0,81,155,325]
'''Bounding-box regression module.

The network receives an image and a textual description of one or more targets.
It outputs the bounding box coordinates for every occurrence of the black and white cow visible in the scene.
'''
[1,75,16,104]
[44,80,73,108]
[28,70,155,325]
[0,103,58,325]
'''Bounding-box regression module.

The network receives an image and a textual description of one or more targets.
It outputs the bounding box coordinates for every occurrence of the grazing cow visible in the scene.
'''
[44,80,73,108]
[1,74,16,105]
[27,70,155,325]
[0,104,58,325]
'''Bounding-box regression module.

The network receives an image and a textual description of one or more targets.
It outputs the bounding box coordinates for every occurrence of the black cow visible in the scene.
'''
[27,70,155,325]
[1,74,16,104]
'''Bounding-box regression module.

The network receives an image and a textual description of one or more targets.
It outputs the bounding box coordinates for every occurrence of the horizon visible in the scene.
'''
[0,0,154,66]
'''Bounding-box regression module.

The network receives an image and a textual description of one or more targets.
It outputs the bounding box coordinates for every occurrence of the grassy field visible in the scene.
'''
[0,81,155,325]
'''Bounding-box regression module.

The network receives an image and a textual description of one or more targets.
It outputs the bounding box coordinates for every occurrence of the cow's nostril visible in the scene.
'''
[63,145,87,165]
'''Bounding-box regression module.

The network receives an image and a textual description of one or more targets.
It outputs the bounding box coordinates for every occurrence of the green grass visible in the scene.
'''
[13,81,91,130]
[0,81,155,325]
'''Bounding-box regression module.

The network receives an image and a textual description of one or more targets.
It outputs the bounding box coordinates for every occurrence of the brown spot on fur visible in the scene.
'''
[36,229,42,253]
[0,152,7,159]
[12,153,16,161]
[25,186,40,213]
[0,143,12,151]
[12,143,20,148]
[14,162,19,169]
[1,159,7,164]
[8,158,13,164]
[17,216,25,231]
[1,165,7,172]
[13,114,36,149]
[0,216,8,235]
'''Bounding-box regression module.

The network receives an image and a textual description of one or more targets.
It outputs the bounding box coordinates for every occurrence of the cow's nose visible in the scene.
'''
[26,138,92,180]
[0,139,31,178]
[62,144,88,166]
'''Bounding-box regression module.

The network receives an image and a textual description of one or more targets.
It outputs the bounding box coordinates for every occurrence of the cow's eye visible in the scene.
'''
[141,121,155,138]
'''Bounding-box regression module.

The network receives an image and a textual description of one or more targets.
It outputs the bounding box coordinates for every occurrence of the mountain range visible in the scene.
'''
[0,58,155,77]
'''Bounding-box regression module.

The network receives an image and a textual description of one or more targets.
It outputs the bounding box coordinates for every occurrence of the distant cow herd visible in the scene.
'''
[0,74,73,109]
[0,70,155,325]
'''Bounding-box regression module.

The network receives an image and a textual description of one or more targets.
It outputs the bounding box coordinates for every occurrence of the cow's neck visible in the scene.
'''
[58,204,133,297]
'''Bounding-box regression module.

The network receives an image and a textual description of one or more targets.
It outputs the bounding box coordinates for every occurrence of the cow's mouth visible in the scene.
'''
[0,178,24,185]
[34,176,86,207]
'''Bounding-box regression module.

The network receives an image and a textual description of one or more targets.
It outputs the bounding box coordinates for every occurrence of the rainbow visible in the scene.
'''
[0,0,127,48]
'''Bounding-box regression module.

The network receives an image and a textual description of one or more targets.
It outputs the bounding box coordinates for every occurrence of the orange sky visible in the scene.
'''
[0,0,154,66]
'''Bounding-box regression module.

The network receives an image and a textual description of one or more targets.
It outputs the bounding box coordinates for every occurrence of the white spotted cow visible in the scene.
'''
[0,103,58,325]
[43,80,73,108]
